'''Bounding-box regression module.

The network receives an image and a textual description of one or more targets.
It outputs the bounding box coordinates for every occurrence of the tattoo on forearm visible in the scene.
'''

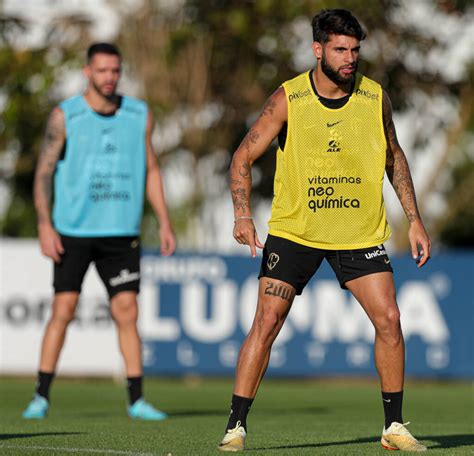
[239,163,251,179]
[230,154,250,180]
[241,128,259,153]
[264,281,294,302]
[383,91,419,224]
[40,175,53,202]
[231,187,250,212]
[391,155,418,223]
[260,97,276,117]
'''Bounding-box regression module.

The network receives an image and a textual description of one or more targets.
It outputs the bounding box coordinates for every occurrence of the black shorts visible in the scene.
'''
[54,235,141,298]
[259,234,393,295]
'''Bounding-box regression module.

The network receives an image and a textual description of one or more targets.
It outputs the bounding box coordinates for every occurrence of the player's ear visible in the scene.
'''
[312,41,323,61]
[83,64,91,79]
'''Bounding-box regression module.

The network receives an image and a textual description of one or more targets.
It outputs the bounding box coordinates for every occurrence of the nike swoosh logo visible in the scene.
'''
[383,398,391,403]
[327,120,343,128]
[384,259,391,264]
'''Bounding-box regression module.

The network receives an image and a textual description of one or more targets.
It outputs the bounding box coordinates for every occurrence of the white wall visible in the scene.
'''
[0,240,123,376]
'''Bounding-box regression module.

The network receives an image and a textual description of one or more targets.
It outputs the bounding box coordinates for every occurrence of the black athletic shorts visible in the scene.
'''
[259,234,393,295]
[54,235,141,298]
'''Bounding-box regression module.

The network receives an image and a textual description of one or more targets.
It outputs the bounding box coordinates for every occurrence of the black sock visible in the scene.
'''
[225,394,254,432]
[382,391,403,429]
[127,376,143,405]
[36,371,54,401]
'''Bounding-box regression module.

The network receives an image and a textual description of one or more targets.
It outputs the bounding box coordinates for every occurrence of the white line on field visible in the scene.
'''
[0,444,158,455]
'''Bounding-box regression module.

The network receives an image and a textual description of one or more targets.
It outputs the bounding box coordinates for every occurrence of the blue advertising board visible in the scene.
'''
[139,252,473,378]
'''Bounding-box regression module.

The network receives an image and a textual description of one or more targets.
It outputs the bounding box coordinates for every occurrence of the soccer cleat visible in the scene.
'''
[22,394,49,419]
[218,421,246,452]
[381,421,427,452]
[127,398,168,421]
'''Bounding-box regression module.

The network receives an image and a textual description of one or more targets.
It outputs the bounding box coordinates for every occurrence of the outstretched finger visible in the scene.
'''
[248,234,257,258]
[410,240,418,261]
[417,240,431,268]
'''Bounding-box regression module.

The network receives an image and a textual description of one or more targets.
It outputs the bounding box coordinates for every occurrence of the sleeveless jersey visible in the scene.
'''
[53,95,147,237]
[268,71,391,250]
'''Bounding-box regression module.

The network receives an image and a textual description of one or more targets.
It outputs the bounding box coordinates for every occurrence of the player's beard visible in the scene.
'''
[92,79,117,100]
[320,52,357,85]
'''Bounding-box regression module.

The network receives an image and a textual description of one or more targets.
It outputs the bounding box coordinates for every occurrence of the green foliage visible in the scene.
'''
[1,2,472,248]
[0,15,86,237]
[440,151,474,247]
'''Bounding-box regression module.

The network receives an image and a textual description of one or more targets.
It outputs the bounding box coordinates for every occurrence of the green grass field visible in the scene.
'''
[0,377,472,455]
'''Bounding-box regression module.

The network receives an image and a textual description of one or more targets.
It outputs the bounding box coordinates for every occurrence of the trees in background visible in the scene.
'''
[0,12,92,236]
[1,0,472,249]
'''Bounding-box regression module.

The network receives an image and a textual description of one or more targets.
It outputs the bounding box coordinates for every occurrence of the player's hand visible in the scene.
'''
[159,224,176,256]
[233,218,264,258]
[38,223,64,263]
[408,219,431,268]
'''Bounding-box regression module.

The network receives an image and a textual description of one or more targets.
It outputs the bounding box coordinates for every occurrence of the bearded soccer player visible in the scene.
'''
[22,43,176,420]
[219,9,430,453]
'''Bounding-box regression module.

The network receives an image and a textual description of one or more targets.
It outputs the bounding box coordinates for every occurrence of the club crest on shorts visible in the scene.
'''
[267,253,280,270]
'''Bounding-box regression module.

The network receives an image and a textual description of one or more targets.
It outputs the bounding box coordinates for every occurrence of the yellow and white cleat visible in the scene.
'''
[218,421,246,452]
[381,422,427,452]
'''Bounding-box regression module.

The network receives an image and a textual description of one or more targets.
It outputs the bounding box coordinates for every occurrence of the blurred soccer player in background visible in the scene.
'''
[220,9,430,452]
[23,43,175,420]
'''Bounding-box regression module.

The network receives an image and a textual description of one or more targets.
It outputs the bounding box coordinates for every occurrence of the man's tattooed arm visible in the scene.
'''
[229,129,261,216]
[383,90,420,224]
[33,107,66,226]
[229,88,286,220]
[260,97,277,117]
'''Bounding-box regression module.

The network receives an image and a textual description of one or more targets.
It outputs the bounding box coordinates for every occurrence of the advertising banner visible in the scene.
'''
[139,251,473,378]
[0,241,472,378]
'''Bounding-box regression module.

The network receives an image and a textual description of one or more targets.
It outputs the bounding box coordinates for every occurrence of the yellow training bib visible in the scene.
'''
[268,71,391,250]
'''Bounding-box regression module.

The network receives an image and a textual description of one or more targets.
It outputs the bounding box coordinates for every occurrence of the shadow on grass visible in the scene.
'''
[169,406,328,418]
[250,433,474,451]
[0,432,84,441]
[420,434,474,449]
[249,436,377,451]
[66,411,121,418]
[169,409,225,417]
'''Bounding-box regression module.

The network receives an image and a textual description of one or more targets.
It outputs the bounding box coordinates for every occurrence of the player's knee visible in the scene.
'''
[50,308,75,326]
[254,310,282,343]
[385,307,401,329]
[375,308,401,343]
[111,294,138,326]
[50,293,78,326]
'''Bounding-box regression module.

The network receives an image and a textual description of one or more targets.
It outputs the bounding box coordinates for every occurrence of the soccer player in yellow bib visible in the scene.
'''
[219,9,430,453]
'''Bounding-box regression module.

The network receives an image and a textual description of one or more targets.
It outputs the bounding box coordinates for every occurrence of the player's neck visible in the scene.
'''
[312,67,352,99]
[83,89,120,115]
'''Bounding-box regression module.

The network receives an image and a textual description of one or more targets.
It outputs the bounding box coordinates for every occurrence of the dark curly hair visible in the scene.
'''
[87,43,121,63]
[312,9,366,43]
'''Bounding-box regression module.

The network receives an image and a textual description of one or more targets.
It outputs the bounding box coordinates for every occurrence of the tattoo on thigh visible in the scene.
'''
[264,281,294,302]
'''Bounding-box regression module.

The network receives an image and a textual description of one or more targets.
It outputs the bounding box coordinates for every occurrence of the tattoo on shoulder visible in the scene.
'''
[241,128,259,153]
[40,109,65,160]
[382,91,400,151]
[35,109,65,200]
[260,97,277,117]
[264,281,294,302]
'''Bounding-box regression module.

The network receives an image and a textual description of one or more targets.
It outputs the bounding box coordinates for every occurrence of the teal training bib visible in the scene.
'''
[53,95,147,237]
